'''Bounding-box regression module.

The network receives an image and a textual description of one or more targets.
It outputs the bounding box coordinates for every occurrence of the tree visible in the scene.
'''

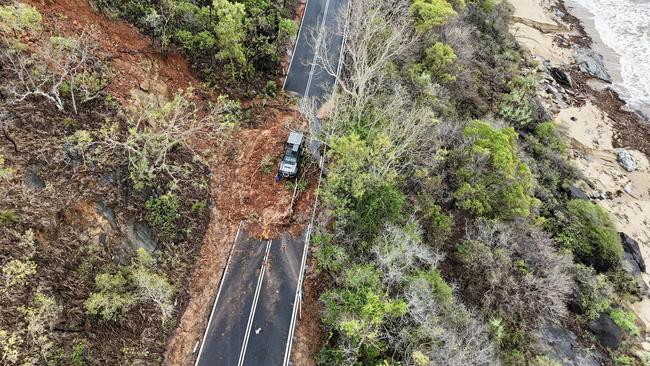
[100,90,239,189]
[213,0,247,76]
[133,249,175,324]
[85,270,137,321]
[321,133,404,240]
[459,220,572,328]
[454,120,535,220]
[423,41,457,82]
[1,31,108,114]
[410,0,457,32]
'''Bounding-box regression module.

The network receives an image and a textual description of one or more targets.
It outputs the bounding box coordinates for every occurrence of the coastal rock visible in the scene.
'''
[569,186,590,200]
[574,48,612,82]
[621,252,642,275]
[588,313,622,349]
[617,149,637,172]
[535,320,604,366]
[550,67,572,87]
[620,233,646,272]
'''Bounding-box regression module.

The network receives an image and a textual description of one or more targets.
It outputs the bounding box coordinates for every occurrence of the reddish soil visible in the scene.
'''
[25,0,198,103]
[17,1,322,364]
[164,99,318,365]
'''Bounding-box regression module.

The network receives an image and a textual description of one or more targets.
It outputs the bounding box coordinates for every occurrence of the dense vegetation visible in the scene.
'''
[94,0,297,91]
[311,0,645,364]
[0,3,236,363]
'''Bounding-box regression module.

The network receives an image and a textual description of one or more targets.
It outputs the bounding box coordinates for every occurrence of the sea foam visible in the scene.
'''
[571,0,650,116]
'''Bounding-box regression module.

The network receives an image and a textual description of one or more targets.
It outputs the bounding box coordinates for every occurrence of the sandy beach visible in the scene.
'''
[507,0,650,329]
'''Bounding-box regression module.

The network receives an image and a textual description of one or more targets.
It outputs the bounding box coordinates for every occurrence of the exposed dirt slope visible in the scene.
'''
[25,0,197,103]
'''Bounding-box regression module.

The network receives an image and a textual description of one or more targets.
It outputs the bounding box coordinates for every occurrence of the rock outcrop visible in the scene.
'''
[536,320,605,366]
[588,313,622,349]
[574,48,612,82]
[620,233,646,272]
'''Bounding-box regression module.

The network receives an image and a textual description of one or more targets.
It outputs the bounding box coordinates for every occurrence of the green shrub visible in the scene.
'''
[558,200,622,270]
[410,0,456,32]
[0,210,19,225]
[70,338,87,366]
[422,42,457,83]
[0,3,42,35]
[609,309,639,336]
[572,264,613,320]
[85,270,137,321]
[145,192,180,239]
[454,120,535,220]
[313,233,349,273]
[534,122,566,153]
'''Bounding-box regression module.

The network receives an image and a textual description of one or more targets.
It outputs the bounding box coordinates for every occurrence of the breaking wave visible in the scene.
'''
[571,0,650,117]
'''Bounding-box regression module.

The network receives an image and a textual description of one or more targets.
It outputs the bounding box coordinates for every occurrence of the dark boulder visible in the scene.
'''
[550,67,572,87]
[621,252,642,276]
[569,186,590,200]
[24,166,45,190]
[620,233,645,272]
[535,320,605,366]
[588,313,622,349]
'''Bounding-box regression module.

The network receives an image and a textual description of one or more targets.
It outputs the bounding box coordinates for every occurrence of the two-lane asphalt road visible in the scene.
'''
[194,227,307,366]
[194,1,346,364]
[284,0,348,104]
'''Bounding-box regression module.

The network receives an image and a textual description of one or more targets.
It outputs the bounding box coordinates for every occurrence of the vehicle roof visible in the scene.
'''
[287,132,304,145]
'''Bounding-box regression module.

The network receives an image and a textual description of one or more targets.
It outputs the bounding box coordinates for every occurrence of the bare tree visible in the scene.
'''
[461,220,573,328]
[99,90,238,189]
[315,0,417,117]
[1,30,108,114]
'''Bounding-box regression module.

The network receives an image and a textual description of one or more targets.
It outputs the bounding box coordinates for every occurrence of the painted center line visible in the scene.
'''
[237,240,273,366]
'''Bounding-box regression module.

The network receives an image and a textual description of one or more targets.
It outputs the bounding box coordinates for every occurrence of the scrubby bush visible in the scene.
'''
[609,308,639,336]
[411,0,457,32]
[454,120,535,220]
[459,221,572,328]
[571,264,613,320]
[145,192,180,239]
[557,200,622,271]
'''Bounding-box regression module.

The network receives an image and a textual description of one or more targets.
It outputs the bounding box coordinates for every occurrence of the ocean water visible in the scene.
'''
[568,0,650,119]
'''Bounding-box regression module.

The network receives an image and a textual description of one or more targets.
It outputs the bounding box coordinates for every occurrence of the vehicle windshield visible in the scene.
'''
[284,156,297,163]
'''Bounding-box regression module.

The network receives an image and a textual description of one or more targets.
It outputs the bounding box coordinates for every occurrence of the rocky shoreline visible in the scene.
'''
[509,0,650,358]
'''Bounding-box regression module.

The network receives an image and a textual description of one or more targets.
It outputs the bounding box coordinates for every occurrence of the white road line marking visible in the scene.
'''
[283,0,311,91]
[283,155,326,366]
[238,240,272,366]
[194,220,243,366]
